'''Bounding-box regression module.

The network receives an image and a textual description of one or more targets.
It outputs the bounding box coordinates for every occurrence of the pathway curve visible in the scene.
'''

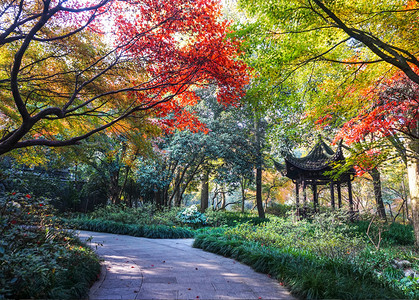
[78,230,295,300]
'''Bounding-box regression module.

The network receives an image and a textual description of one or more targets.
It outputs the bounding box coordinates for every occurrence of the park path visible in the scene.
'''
[77,230,295,300]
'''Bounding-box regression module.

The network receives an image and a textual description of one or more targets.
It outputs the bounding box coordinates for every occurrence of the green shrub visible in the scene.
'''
[63,217,194,239]
[0,192,100,299]
[205,210,269,227]
[265,202,293,217]
[225,212,365,259]
[176,205,207,227]
[194,235,404,299]
[349,220,415,246]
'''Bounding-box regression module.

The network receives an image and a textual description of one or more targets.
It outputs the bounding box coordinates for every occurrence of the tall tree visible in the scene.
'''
[237,0,419,85]
[0,0,248,155]
[335,69,419,244]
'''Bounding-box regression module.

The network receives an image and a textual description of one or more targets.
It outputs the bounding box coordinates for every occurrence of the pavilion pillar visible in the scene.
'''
[337,183,342,208]
[295,181,300,208]
[295,181,300,217]
[312,184,318,212]
[348,180,354,214]
[330,182,335,210]
[303,181,307,207]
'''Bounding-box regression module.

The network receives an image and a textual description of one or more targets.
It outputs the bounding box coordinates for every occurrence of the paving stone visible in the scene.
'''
[143,276,178,283]
[78,230,296,300]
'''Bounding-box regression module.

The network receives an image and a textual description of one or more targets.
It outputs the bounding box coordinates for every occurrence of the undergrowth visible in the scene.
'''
[0,192,100,299]
[193,211,419,299]
[63,217,195,238]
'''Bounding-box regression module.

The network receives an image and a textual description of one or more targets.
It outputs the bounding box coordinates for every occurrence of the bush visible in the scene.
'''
[349,220,415,246]
[265,202,293,217]
[63,217,194,239]
[86,203,181,226]
[225,212,365,259]
[176,205,207,227]
[205,210,269,227]
[193,235,404,299]
[0,192,100,299]
[194,212,418,299]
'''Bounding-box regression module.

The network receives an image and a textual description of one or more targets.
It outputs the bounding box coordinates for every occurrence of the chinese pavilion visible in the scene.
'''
[275,136,355,214]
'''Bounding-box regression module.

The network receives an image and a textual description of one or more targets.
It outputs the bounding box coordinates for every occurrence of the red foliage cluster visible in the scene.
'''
[335,68,419,145]
[91,0,249,133]
[331,67,419,175]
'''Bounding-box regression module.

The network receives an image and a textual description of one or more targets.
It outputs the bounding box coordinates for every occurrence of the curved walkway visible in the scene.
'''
[78,230,295,300]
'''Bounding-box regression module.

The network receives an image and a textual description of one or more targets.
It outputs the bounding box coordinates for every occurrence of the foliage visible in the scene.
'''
[135,90,257,207]
[194,212,418,299]
[63,217,194,239]
[225,211,365,259]
[0,0,249,155]
[194,235,404,299]
[205,209,269,227]
[176,205,207,226]
[0,192,100,299]
[349,220,415,246]
[265,203,293,217]
[85,204,181,226]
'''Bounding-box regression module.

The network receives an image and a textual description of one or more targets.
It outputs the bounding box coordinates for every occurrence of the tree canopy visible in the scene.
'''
[0,0,248,155]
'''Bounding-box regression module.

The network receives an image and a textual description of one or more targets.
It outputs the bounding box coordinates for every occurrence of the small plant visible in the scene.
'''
[176,205,206,227]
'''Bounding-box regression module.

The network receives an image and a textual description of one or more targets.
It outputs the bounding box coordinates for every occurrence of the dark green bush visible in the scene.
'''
[84,204,181,226]
[205,210,269,227]
[265,202,293,217]
[63,217,194,239]
[349,220,415,246]
[0,192,100,299]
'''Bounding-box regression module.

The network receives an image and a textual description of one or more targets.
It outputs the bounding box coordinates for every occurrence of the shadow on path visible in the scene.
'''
[78,230,295,300]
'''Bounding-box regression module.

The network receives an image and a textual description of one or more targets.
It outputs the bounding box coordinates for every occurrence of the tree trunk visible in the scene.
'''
[109,170,121,205]
[240,178,246,213]
[254,116,265,219]
[406,137,419,246]
[200,170,209,213]
[370,167,387,221]
[256,166,265,218]
[221,189,226,210]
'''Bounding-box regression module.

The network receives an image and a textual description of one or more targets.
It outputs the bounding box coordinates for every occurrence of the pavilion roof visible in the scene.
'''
[282,138,344,171]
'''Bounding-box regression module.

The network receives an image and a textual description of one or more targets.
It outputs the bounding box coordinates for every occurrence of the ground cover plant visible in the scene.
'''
[194,211,419,299]
[63,204,268,238]
[0,193,100,299]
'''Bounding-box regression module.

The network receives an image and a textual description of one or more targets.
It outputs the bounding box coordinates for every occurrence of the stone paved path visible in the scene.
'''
[78,230,295,300]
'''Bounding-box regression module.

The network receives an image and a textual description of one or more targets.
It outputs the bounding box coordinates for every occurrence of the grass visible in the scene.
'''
[193,212,419,300]
[193,234,406,300]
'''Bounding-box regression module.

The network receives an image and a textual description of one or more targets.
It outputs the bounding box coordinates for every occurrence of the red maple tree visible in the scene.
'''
[0,0,249,155]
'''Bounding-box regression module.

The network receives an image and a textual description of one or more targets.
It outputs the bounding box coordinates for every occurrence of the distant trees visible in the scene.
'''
[135,89,257,209]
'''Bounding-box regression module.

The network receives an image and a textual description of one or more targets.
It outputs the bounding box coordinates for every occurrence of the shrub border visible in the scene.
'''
[63,217,194,239]
[193,234,405,300]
